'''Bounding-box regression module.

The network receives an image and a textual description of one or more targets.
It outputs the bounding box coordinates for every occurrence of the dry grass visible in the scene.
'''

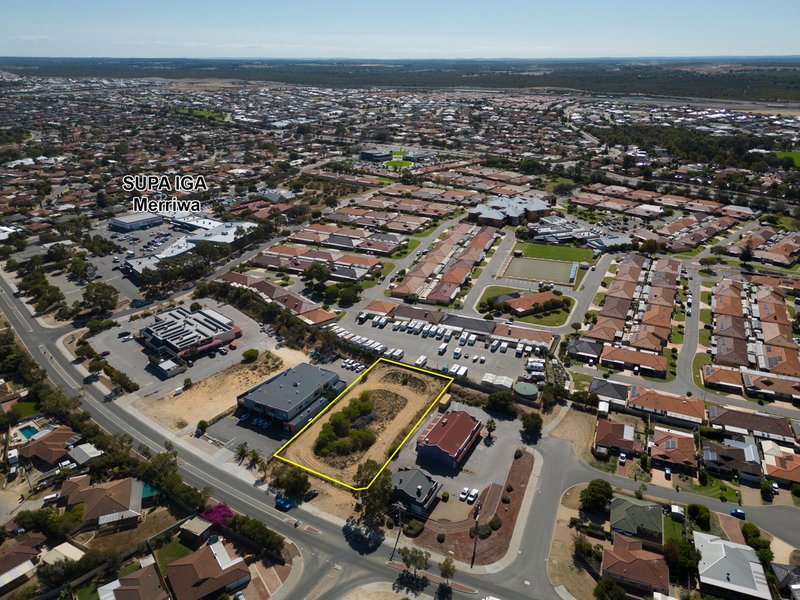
[277,362,448,488]
[83,506,185,552]
[135,348,303,430]
[549,409,597,463]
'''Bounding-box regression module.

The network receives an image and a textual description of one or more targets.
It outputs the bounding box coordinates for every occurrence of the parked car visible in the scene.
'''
[459,487,470,501]
[619,453,627,465]
[730,508,746,519]
[303,489,319,502]
[664,467,672,480]
[275,496,292,511]
[467,488,479,504]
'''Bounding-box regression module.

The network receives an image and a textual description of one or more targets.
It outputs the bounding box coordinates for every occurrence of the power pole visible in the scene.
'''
[390,501,404,562]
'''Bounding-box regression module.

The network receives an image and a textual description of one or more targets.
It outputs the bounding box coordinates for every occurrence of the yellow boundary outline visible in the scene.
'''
[273,357,454,491]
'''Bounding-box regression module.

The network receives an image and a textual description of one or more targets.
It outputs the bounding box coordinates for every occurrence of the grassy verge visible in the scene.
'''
[571,371,593,392]
[393,238,421,258]
[663,515,685,543]
[699,328,711,347]
[692,353,711,388]
[701,291,712,305]
[671,327,684,345]
[699,309,712,325]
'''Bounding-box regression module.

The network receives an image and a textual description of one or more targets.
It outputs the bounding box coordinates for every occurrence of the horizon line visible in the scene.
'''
[2,54,800,62]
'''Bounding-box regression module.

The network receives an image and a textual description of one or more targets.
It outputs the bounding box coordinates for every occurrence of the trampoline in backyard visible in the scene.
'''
[502,257,577,284]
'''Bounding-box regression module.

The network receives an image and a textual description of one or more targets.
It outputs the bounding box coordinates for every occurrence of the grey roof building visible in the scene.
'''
[391,468,441,516]
[140,307,237,356]
[589,378,630,406]
[236,363,340,434]
[694,532,771,600]
[567,337,604,362]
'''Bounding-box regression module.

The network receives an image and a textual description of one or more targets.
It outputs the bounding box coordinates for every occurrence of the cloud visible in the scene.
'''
[10,35,52,43]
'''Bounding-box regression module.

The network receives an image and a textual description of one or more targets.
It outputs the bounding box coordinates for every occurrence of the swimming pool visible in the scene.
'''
[19,425,38,439]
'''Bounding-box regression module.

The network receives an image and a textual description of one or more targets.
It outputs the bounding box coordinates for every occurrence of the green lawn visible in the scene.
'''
[412,224,440,238]
[689,476,739,501]
[545,177,576,193]
[477,285,526,306]
[699,309,712,325]
[519,301,573,327]
[670,248,702,258]
[571,371,593,392]
[700,291,712,306]
[776,150,800,167]
[692,353,711,388]
[12,401,37,418]
[175,107,226,121]
[593,292,605,306]
[671,326,684,345]
[393,238,421,258]
[663,515,685,543]
[699,328,711,347]
[156,539,193,569]
[513,242,593,262]
[361,261,395,289]
[117,562,141,578]
[675,305,686,322]
[385,160,412,168]
[76,582,99,600]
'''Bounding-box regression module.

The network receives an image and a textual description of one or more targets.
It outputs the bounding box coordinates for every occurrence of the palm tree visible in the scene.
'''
[234,442,248,464]
[486,418,497,440]
[247,448,262,470]
[257,459,269,481]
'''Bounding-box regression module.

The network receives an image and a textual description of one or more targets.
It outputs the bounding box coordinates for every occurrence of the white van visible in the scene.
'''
[42,493,60,506]
[468,334,477,346]
[499,342,509,353]
[453,347,462,359]
[459,332,469,346]
[444,329,453,342]
[414,355,428,368]
[438,343,448,355]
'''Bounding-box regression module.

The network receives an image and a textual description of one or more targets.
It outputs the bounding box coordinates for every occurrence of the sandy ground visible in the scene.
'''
[278,362,448,487]
[429,497,471,522]
[134,348,305,430]
[345,590,407,600]
[549,409,596,463]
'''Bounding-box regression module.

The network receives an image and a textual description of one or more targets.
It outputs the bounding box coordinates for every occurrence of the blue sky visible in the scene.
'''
[2,0,798,59]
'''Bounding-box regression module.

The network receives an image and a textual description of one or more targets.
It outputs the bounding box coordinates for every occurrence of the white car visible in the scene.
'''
[480,356,486,363]
[459,487,470,501]
[619,453,627,465]
[467,488,479,504]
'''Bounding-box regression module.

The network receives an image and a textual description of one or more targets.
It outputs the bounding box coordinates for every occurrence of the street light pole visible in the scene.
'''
[390,501,404,562]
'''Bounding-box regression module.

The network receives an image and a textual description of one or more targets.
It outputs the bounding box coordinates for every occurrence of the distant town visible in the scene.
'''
[0,62,799,600]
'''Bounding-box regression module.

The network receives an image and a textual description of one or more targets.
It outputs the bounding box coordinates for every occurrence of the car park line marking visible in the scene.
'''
[273,357,453,491]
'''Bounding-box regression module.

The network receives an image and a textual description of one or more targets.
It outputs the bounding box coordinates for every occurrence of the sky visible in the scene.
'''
[2,0,799,59]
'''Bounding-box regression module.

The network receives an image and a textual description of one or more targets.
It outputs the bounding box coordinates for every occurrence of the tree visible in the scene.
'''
[438,556,455,585]
[485,391,517,416]
[687,504,710,531]
[241,348,259,363]
[741,239,754,264]
[594,577,626,600]
[303,262,331,284]
[397,546,430,578]
[485,418,496,439]
[183,377,193,390]
[197,420,209,432]
[234,442,248,464]
[354,460,392,520]
[710,245,726,255]
[520,412,543,437]
[272,463,311,497]
[580,479,613,513]
[246,448,262,469]
[699,256,718,267]
[82,282,119,315]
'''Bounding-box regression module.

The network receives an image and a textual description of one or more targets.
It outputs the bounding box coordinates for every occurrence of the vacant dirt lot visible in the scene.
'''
[135,348,304,430]
[277,361,449,488]
[549,409,596,463]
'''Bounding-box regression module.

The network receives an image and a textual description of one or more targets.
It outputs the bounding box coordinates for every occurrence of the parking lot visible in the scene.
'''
[89,298,272,400]
[330,313,537,382]
[392,400,520,499]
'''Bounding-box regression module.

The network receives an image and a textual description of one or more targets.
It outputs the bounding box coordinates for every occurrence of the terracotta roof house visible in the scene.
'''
[628,387,705,426]
[714,315,748,340]
[599,296,633,320]
[60,476,143,529]
[647,285,677,306]
[760,322,796,349]
[0,532,46,595]
[605,280,638,300]
[640,304,673,329]
[586,316,625,342]
[97,564,169,600]
[593,419,643,455]
[708,405,795,444]
[627,326,670,352]
[741,369,800,403]
[600,347,667,378]
[713,295,745,318]
[760,442,800,486]
[416,410,482,469]
[701,365,744,394]
[613,265,643,284]
[650,427,697,473]
[18,425,79,468]
[761,345,800,377]
[601,534,669,595]
[166,537,251,600]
